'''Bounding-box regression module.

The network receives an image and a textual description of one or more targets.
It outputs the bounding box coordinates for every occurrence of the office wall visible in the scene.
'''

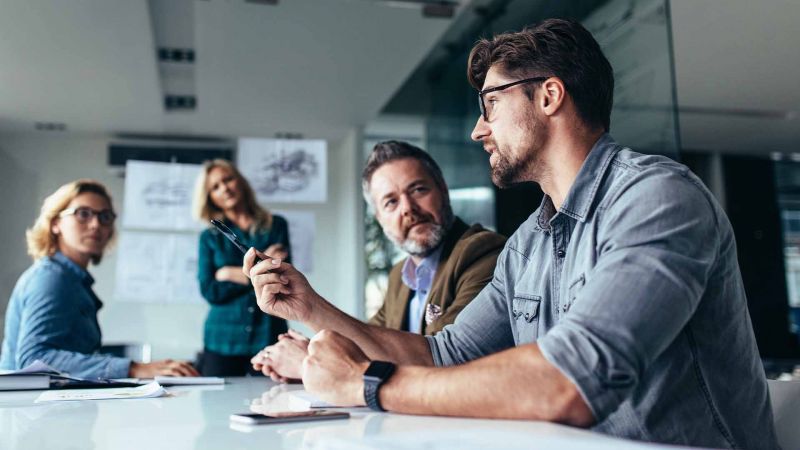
[0,130,364,360]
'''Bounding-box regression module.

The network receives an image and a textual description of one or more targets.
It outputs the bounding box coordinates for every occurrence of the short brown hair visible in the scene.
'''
[192,159,272,232]
[361,140,450,210]
[26,179,116,264]
[468,18,614,131]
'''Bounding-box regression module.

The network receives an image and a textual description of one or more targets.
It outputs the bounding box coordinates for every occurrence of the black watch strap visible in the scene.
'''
[363,361,396,412]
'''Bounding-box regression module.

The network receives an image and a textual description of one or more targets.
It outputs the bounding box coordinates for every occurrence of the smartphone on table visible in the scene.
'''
[229,410,350,425]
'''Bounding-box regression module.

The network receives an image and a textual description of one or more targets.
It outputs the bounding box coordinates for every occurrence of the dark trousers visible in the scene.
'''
[197,349,263,377]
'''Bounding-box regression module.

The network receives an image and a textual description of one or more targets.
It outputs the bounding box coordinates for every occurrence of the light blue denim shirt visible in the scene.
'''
[427,134,777,448]
[401,245,443,333]
[0,252,130,379]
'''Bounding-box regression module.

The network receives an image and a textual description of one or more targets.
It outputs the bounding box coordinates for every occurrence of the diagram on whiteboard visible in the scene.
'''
[238,138,327,203]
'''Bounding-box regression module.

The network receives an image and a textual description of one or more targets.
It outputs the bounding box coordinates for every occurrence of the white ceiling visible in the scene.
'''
[1,0,796,155]
[0,0,462,142]
[671,0,800,154]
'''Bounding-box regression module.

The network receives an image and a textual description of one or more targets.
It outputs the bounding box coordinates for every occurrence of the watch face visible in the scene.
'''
[364,361,395,382]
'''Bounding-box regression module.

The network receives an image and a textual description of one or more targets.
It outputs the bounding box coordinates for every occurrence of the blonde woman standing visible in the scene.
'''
[193,160,290,376]
[0,179,198,378]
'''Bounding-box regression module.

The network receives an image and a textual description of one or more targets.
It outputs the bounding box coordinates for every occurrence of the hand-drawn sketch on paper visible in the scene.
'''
[237,139,327,203]
[122,160,204,231]
[114,231,203,304]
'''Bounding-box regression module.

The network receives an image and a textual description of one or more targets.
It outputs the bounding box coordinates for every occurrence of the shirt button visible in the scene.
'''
[245,326,253,333]
[248,306,255,313]
[557,249,566,258]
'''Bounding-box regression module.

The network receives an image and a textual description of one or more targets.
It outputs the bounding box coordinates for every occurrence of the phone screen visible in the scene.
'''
[230,410,350,425]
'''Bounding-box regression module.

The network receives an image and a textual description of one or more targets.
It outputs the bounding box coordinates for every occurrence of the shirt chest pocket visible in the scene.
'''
[512,294,541,344]
[562,273,585,315]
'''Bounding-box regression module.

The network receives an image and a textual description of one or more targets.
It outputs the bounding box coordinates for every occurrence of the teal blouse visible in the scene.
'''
[197,215,290,356]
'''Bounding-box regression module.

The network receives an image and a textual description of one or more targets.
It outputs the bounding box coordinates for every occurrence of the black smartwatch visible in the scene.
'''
[363,360,396,412]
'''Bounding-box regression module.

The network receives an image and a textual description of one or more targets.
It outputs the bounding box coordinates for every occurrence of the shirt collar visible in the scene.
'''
[52,251,95,287]
[401,244,444,291]
[534,133,621,229]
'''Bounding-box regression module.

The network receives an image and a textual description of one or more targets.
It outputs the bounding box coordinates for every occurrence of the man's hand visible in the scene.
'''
[302,330,370,407]
[250,329,309,382]
[242,248,321,323]
[129,359,199,378]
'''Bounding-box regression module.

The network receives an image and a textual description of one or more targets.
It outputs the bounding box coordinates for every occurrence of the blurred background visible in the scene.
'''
[1,0,798,368]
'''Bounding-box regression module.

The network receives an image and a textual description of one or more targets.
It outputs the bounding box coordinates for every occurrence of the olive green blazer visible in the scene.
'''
[368,217,506,335]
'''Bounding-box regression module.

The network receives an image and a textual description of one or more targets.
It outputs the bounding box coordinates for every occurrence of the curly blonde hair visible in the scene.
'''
[26,179,116,264]
[192,159,272,232]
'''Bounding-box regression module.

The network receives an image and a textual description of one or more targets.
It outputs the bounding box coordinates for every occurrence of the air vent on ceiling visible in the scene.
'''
[422,2,456,18]
[164,95,197,111]
[107,136,234,175]
[157,47,196,63]
[34,122,67,131]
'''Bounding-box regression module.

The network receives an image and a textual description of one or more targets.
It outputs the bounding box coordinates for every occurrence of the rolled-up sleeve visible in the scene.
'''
[427,247,516,366]
[537,169,719,420]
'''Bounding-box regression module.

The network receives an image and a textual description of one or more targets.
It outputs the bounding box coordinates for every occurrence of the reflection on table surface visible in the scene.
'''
[0,377,681,450]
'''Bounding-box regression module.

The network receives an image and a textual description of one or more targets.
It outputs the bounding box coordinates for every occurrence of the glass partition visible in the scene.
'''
[363,0,681,319]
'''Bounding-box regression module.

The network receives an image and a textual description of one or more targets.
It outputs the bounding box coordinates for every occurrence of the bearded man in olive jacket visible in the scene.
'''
[251,140,505,381]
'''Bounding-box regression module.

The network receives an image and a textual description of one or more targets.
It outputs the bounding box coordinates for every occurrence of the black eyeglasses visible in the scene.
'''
[478,76,549,121]
[60,206,117,225]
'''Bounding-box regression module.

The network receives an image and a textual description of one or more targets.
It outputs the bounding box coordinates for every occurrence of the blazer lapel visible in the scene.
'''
[385,267,413,331]
[421,218,469,333]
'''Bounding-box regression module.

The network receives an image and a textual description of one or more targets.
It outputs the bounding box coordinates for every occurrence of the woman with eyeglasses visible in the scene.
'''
[193,160,290,376]
[0,179,199,378]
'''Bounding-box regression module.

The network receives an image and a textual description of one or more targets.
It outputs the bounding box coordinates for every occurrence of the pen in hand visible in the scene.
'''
[210,219,267,264]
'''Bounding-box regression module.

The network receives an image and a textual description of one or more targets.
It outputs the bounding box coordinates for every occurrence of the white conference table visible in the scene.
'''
[0,377,687,450]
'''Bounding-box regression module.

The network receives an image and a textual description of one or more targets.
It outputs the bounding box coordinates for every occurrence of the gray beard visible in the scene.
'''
[398,222,447,258]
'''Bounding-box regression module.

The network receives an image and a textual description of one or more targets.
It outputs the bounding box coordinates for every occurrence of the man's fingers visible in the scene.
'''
[287,329,307,341]
[251,272,286,288]
[249,258,285,279]
[242,248,258,276]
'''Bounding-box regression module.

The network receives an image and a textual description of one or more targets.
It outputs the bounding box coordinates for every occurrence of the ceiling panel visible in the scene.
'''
[671,0,800,153]
[0,0,162,134]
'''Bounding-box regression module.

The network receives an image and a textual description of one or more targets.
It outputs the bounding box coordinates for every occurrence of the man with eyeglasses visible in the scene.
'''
[244,18,776,448]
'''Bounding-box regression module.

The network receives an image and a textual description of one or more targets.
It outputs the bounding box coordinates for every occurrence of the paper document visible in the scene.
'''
[154,376,224,386]
[35,381,167,402]
[288,390,355,410]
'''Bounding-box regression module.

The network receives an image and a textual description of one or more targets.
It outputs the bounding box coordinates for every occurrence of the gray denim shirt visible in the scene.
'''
[427,134,778,449]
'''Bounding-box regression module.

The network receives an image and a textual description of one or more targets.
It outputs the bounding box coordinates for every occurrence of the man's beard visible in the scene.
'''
[385,207,453,258]
[396,222,447,258]
[490,109,547,188]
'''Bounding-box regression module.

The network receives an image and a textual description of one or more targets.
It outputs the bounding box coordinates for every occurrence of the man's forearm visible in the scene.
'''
[307,300,434,366]
[378,344,595,425]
